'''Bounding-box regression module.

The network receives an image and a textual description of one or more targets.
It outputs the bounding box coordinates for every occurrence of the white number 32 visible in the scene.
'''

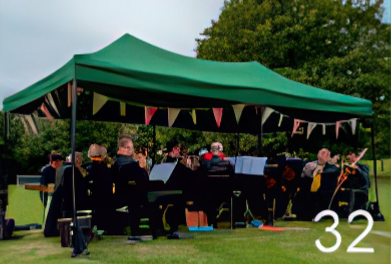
[314,209,374,253]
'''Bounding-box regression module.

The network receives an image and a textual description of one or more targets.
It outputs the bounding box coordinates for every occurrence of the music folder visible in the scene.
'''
[149,162,177,183]
[234,156,267,176]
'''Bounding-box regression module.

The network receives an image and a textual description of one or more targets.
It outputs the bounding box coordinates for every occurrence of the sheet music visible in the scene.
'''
[149,162,176,183]
[225,157,236,166]
[234,156,267,176]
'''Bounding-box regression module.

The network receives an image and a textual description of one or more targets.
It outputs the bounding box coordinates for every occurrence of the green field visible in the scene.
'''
[1,162,390,264]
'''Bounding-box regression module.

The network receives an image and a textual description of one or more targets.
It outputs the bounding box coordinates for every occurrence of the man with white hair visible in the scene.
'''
[203,142,225,161]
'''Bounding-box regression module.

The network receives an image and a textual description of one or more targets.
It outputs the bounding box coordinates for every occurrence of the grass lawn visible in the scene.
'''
[1,162,389,264]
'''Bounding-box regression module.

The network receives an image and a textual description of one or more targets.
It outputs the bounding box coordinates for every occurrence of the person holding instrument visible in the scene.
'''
[341,150,370,189]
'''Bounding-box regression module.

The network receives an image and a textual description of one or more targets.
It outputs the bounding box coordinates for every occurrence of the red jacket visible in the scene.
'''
[203,152,225,161]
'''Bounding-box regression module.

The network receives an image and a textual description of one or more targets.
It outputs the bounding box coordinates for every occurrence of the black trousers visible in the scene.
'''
[128,198,142,237]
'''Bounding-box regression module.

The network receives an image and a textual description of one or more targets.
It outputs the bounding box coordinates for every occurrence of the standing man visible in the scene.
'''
[40,153,64,206]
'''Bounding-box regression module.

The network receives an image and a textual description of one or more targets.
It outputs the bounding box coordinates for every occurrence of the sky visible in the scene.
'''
[0,0,389,110]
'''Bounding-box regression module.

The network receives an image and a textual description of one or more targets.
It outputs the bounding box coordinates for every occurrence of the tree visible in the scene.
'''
[196,0,390,157]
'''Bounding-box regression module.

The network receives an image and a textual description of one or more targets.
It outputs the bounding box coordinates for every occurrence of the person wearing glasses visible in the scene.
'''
[163,140,182,163]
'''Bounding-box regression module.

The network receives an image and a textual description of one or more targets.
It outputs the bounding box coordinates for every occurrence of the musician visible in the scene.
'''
[179,145,192,168]
[301,149,340,181]
[112,134,147,206]
[134,146,152,175]
[343,151,370,189]
[296,148,340,220]
[163,140,182,163]
[202,142,225,162]
[55,156,71,191]
[62,152,91,213]
[86,144,115,233]
[161,140,201,238]
[112,135,149,242]
[40,153,64,206]
[200,142,234,228]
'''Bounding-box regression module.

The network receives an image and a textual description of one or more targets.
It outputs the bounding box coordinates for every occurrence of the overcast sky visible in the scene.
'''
[0,0,389,110]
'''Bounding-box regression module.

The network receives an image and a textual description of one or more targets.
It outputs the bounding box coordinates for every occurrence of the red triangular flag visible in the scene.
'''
[335,121,341,139]
[145,106,158,125]
[213,108,223,127]
[291,119,301,137]
[40,104,54,120]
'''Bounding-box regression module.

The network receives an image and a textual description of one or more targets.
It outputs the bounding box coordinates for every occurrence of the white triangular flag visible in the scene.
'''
[25,115,38,135]
[20,116,30,134]
[307,122,317,139]
[232,104,245,123]
[335,121,341,139]
[322,124,326,135]
[191,109,197,125]
[32,111,43,132]
[350,118,357,135]
[120,102,126,116]
[261,107,274,125]
[168,108,181,127]
[278,114,284,127]
[93,93,109,115]
[213,108,223,127]
[46,93,60,117]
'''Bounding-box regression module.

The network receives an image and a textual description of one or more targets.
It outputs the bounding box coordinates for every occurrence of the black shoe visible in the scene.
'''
[140,235,153,241]
[127,236,141,244]
[166,232,179,240]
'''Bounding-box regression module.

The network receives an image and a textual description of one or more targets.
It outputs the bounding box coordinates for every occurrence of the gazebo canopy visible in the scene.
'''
[3,33,372,133]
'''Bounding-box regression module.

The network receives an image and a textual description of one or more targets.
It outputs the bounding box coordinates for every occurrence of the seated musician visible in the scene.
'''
[160,140,190,237]
[342,151,370,189]
[202,142,225,162]
[295,148,340,220]
[301,148,339,184]
[200,142,234,228]
[86,144,116,234]
[62,152,91,214]
[162,140,182,163]
[112,134,147,207]
[334,149,370,217]
[179,145,192,168]
[112,136,149,242]
[201,142,233,174]
[134,146,152,175]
